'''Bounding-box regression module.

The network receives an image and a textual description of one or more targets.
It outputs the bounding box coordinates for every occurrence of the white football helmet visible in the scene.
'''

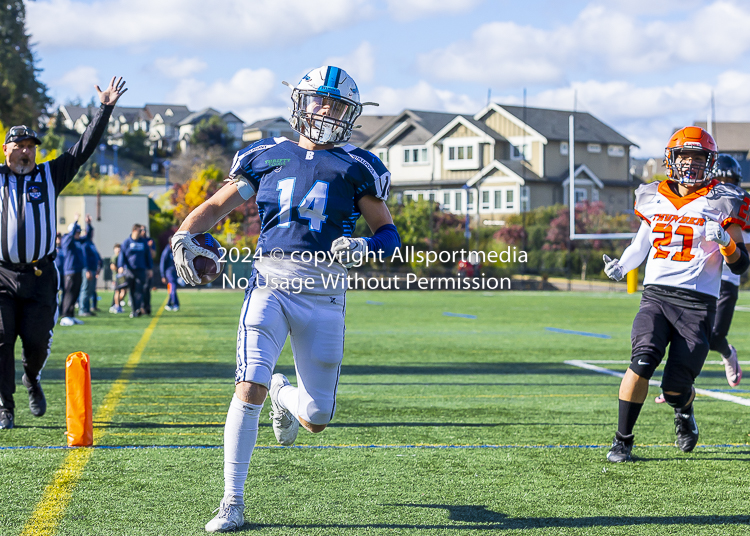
[286,66,364,145]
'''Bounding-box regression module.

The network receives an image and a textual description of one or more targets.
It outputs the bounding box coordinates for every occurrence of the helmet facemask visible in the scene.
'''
[666,148,716,187]
[290,89,362,145]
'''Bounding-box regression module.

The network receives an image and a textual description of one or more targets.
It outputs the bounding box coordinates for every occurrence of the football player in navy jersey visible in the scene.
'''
[171,66,400,532]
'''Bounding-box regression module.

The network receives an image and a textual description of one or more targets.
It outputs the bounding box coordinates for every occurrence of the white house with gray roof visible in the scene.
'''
[361,104,639,225]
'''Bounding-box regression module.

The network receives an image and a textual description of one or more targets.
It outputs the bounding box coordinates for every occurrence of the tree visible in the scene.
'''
[190,116,233,151]
[120,130,150,166]
[0,1,52,128]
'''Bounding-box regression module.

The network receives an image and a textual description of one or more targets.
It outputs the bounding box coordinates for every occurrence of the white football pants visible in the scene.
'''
[235,282,346,425]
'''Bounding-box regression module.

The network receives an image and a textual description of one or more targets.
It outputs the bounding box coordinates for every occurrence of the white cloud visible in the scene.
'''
[54,66,100,99]
[167,68,283,123]
[385,0,484,22]
[418,1,750,87]
[323,42,376,85]
[27,0,371,49]
[368,81,481,114]
[152,57,207,79]
[485,69,750,156]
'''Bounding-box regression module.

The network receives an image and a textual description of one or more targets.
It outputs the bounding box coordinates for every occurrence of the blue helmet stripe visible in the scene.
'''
[318,66,342,96]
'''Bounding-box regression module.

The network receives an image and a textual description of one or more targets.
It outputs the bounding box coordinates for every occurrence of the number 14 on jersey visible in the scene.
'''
[277,177,329,232]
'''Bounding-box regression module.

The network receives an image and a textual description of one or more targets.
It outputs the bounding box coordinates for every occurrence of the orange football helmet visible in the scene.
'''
[664,126,717,186]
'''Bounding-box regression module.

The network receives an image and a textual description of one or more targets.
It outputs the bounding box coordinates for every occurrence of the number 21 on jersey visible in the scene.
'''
[276,177,329,232]
[652,223,695,262]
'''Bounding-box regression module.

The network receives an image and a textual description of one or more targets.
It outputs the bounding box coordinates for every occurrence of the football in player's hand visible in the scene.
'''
[192,233,224,285]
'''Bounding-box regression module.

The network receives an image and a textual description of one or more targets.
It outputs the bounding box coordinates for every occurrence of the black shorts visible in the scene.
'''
[629,287,715,391]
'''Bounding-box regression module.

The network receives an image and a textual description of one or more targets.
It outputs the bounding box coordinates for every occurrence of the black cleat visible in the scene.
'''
[22,374,46,417]
[0,409,13,429]
[675,409,699,452]
[606,432,634,462]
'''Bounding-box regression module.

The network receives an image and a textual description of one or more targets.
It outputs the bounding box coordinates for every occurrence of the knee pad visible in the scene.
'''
[662,390,692,409]
[629,353,660,380]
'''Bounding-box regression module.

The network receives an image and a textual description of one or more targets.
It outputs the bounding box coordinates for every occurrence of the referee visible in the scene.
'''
[0,76,127,430]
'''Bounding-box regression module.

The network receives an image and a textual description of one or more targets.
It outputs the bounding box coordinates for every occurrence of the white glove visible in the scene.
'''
[705,220,731,247]
[330,237,368,268]
[603,254,624,281]
[171,231,219,286]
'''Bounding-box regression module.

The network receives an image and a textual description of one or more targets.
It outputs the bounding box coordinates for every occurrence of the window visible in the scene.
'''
[403,145,428,164]
[506,189,515,210]
[467,191,475,212]
[405,194,413,203]
[455,191,463,212]
[494,190,503,210]
[575,188,587,203]
[444,141,479,170]
[443,192,451,208]
[429,193,435,202]
[587,143,601,153]
[377,149,388,164]
[607,145,624,157]
[560,142,569,155]
[520,186,530,213]
[481,190,490,211]
[511,143,530,161]
[449,147,455,160]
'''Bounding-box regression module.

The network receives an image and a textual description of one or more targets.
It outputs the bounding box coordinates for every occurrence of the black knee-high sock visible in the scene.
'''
[617,399,643,437]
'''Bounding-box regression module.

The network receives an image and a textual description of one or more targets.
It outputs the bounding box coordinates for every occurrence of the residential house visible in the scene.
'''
[58,105,100,134]
[145,104,192,154]
[362,104,638,226]
[177,108,246,152]
[243,117,297,143]
[694,121,750,187]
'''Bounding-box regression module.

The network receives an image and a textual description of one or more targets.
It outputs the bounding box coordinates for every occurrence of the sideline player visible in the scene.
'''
[171,67,400,532]
[602,127,749,462]
[708,155,749,386]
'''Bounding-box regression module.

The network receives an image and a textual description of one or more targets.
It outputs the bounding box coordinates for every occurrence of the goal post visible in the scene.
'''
[568,114,636,241]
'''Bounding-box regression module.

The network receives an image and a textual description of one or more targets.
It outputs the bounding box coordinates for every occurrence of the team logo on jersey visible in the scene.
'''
[265,158,291,168]
[27,185,43,200]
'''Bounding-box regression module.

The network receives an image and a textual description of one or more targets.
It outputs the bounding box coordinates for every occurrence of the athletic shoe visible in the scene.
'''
[606,432,634,462]
[674,409,699,452]
[164,305,173,311]
[22,374,46,417]
[0,410,13,430]
[722,345,742,387]
[72,318,84,325]
[59,317,75,326]
[78,312,92,317]
[269,373,299,446]
[655,394,666,404]
[129,310,141,318]
[171,306,179,312]
[205,499,245,533]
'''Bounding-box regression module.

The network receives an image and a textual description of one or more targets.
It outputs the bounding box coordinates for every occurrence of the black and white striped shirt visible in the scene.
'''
[0,104,113,264]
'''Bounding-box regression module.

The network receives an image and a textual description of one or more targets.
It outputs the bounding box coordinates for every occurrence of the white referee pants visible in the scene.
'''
[235,282,346,425]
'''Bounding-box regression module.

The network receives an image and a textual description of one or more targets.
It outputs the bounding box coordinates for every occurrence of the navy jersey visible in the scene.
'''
[229,137,391,254]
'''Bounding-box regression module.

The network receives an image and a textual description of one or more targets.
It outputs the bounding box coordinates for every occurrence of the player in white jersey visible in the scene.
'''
[602,127,750,462]
[171,66,401,532]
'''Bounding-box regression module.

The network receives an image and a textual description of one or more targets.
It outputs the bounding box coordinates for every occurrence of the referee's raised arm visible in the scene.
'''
[48,76,129,193]
[0,76,127,431]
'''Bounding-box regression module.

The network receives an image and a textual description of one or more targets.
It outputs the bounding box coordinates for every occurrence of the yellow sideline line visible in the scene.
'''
[20,299,167,536]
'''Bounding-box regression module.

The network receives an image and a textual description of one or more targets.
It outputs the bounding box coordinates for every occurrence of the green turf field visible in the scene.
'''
[2,289,750,535]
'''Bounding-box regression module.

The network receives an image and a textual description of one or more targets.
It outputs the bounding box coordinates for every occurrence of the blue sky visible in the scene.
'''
[26,0,750,156]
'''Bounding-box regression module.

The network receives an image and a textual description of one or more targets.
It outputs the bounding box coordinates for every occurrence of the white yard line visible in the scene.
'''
[565,359,750,407]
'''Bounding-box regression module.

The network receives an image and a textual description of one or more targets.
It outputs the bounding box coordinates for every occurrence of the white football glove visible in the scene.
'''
[330,237,368,268]
[705,220,731,247]
[603,254,624,281]
[171,231,219,286]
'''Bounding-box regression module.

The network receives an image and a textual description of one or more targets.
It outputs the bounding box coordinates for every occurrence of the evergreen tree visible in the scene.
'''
[0,1,51,128]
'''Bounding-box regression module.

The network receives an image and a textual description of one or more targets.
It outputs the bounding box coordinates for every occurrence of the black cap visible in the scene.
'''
[4,125,42,145]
